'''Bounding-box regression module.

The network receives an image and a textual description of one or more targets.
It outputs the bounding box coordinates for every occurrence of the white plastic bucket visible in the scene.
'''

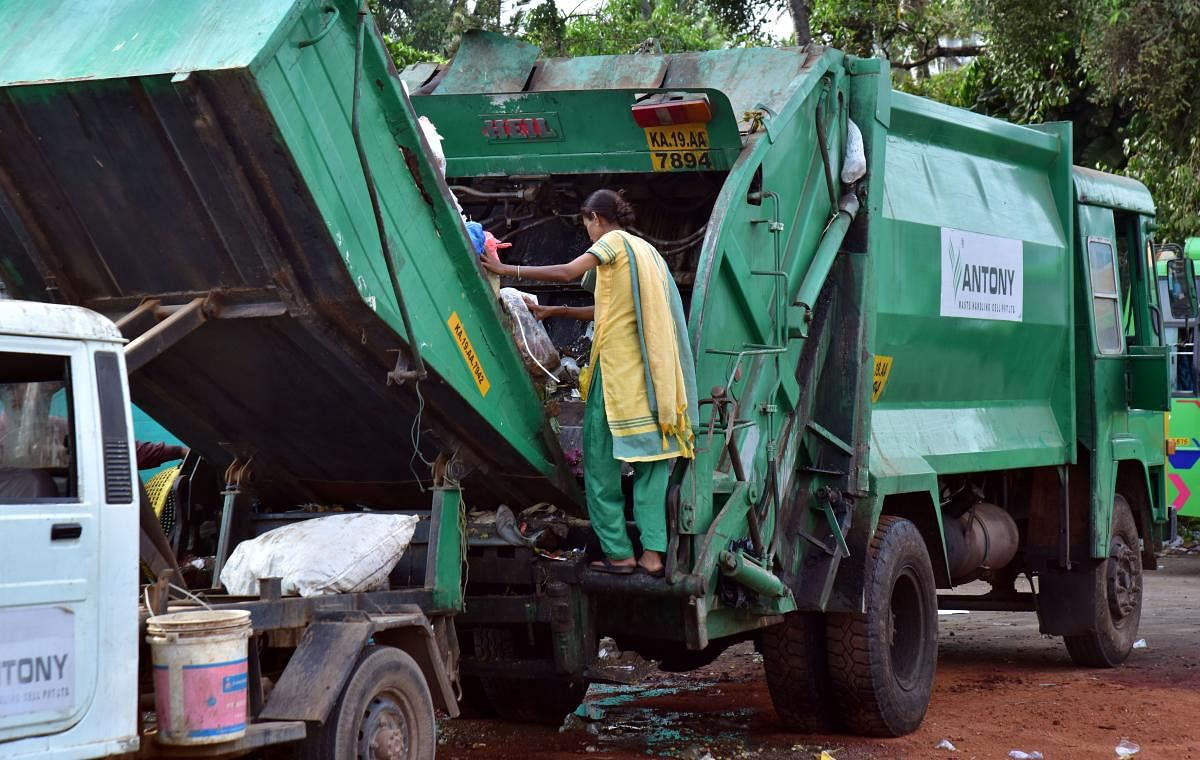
[146,609,251,745]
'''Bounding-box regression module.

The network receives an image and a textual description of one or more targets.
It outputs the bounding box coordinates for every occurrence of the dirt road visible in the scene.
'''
[440,555,1200,759]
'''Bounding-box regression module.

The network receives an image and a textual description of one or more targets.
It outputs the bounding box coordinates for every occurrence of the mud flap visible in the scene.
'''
[261,620,373,723]
[1035,560,1103,636]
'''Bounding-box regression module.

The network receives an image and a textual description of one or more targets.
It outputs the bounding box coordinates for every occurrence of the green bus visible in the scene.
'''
[1159,239,1200,517]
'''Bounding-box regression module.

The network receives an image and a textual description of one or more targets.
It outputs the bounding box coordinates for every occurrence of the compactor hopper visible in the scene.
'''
[0,0,580,509]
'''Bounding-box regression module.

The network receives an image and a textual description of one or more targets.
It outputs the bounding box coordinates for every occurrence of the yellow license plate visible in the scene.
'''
[644,123,713,171]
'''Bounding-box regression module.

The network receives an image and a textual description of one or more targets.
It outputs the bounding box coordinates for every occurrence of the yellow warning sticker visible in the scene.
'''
[448,312,491,397]
[871,355,893,403]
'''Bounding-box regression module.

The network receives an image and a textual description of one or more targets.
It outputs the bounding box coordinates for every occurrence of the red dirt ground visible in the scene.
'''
[439,556,1200,759]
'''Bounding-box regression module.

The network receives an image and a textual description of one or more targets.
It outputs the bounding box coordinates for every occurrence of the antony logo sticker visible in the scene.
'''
[940,227,1023,322]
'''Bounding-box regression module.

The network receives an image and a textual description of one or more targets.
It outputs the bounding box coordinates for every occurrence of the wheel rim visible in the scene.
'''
[889,567,926,690]
[1106,534,1140,623]
[357,689,412,760]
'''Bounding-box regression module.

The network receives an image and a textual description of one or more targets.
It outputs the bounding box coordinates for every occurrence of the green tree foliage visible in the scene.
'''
[811,0,977,71]
[810,0,1199,240]
[556,0,728,56]
[1081,0,1200,239]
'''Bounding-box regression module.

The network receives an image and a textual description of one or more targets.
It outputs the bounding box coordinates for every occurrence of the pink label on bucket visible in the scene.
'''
[154,659,248,738]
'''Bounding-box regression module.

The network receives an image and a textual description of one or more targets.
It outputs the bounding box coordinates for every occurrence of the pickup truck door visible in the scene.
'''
[0,337,101,741]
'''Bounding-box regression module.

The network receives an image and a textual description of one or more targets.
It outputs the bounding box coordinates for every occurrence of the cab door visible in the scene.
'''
[0,337,101,741]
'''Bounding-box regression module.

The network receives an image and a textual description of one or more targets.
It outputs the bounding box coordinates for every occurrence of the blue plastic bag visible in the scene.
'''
[464,221,485,256]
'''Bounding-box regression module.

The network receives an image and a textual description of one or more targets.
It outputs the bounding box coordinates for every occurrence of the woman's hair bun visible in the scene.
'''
[582,188,635,227]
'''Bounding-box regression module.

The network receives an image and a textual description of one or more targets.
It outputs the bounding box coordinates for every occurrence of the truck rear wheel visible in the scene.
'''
[826,515,937,737]
[1063,495,1143,667]
[473,626,586,724]
[301,645,435,760]
[760,611,839,732]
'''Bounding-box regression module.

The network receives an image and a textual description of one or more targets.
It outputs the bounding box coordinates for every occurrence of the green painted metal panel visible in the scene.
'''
[1073,166,1156,215]
[870,89,1075,484]
[529,54,668,91]
[414,89,743,176]
[436,30,540,95]
[0,0,301,86]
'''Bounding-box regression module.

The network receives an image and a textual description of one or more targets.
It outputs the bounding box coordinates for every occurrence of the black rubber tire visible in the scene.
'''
[473,627,586,725]
[759,611,840,732]
[1064,495,1143,667]
[826,515,938,737]
[299,645,435,760]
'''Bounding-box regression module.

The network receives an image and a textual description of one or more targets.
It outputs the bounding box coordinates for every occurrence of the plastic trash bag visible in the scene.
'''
[482,230,510,261]
[465,221,486,255]
[841,118,866,184]
[220,513,419,597]
[1115,739,1141,757]
[499,288,561,382]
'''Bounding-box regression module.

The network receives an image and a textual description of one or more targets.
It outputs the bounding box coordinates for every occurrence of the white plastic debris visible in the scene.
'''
[220,513,419,596]
[1115,738,1141,757]
[936,739,958,751]
[1009,752,1044,760]
[1132,638,1148,649]
[417,116,447,177]
[841,118,866,184]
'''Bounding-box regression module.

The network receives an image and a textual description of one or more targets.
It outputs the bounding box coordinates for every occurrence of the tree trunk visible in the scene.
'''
[640,0,651,20]
[790,0,811,45]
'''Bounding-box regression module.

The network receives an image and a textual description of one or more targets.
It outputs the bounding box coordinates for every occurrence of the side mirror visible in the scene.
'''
[1165,257,1198,320]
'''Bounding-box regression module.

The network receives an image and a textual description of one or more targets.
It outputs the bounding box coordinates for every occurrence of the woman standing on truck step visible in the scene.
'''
[482,189,698,576]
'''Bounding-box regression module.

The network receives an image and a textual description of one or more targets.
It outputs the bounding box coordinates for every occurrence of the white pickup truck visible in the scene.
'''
[0,302,141,757]
[0,300,463,760]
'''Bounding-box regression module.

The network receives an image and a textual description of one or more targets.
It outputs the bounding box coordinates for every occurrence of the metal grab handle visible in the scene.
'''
[298,5,339,48]
[50,523,82,541]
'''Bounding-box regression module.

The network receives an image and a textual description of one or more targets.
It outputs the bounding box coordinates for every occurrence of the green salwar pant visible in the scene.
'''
[584,364,671,559]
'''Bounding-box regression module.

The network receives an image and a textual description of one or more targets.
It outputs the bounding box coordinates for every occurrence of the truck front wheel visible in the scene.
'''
[825,515,938,736]
[301,645,436,760]
[1063,495,1143,667]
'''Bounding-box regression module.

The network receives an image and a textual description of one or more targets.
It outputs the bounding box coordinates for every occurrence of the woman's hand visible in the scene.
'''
[480,257,508,276]
[525,298,556,320]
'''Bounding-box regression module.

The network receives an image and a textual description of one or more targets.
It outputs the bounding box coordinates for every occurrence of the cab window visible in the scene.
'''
[0,352,76,502]
[1089,238,1124,355]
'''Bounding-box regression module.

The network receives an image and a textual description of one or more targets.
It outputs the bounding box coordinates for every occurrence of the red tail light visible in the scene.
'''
[631,96,712,128]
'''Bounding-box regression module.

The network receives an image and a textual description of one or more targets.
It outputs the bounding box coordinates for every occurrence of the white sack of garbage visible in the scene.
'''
[220,513,419,597]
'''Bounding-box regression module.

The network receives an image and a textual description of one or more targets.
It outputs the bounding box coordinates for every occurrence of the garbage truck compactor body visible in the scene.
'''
[0,0,1173,751]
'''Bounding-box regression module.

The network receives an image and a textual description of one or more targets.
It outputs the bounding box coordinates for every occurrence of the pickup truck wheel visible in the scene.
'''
[1064,495,1143,667]
[473,626,586,724]
[759,611,839,732]
[826,515,937,737]
[301,645,435,760]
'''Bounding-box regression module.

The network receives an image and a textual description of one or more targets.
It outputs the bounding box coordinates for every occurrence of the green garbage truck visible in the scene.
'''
[0,0,1185,753]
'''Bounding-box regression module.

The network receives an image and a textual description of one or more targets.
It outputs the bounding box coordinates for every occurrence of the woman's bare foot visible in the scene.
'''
[589,556,636,574]
[638,550,664,576]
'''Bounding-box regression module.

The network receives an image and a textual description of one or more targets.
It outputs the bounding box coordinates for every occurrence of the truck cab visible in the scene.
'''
[0,302,140,758]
